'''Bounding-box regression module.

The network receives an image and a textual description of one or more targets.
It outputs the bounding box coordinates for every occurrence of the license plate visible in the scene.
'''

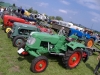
[17,48,24,54]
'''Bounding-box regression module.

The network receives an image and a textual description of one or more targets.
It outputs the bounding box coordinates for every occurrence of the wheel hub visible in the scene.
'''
[87,40,93,48]
[16,39,24,46]
[72,57,76,61]
[6,28,11,33]
[39,64,43,67]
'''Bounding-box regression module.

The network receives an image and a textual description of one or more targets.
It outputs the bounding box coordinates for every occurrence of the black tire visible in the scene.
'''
[4,27,8,33]
[82,50,89,63]
[86,48,93,56]
[30,56,48,73]
[1,24,4,30]
[12,36,26,47]
[4,27,6,33]
[62,49,82,69]
[85,38,94,48]
[7,30,12,38]
[18,42,26,50]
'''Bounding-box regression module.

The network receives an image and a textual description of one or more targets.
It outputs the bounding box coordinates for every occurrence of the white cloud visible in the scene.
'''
[35,2,49,7]
[59,9,67,14]
[58,9,78,15]
[76,0,100,10]
[11,0,18,2]
[21,4,31,8]
[67,10,78,15]
[89,12,100,23]
[60,0,70,5]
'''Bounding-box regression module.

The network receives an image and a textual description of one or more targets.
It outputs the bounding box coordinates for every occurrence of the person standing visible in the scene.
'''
[18,7,25,15]
[0,6,1,17]
[58,27,66,35]
[94,53,100,74]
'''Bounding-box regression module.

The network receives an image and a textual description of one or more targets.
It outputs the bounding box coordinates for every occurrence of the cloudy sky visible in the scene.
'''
[2,0,100,31]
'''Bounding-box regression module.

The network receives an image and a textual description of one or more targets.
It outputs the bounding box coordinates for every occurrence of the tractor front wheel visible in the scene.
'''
[62,49,82,69]
[85,38,94,48]
[1,24,4,30]
[30,56,48,73]
[7,30,12,38]
[5,27,12,33]
[13,36,26,47]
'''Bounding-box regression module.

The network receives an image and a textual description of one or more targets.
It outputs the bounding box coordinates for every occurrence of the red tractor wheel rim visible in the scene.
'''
[35,60,47,72]
[87,40,93,48]
[68,52,81,68]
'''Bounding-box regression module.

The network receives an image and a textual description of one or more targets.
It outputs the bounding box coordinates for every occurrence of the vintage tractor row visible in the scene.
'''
[7,22,53,47]
[51,23,97,48]
[17,31,90,73]
[2,15,36,33]
[7,22,41,47]
[2,14,52,34]
[1,11,94,73]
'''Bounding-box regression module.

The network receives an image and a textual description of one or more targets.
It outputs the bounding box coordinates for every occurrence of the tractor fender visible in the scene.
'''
[90,36,96,41]
[67,41,86,50]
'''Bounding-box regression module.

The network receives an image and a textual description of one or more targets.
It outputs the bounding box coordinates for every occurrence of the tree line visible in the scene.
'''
[27,7,63,21]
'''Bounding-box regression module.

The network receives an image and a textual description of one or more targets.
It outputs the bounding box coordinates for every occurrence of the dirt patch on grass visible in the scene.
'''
[9,65,20,72]
[0,72,3,75]
[0,47,3,50]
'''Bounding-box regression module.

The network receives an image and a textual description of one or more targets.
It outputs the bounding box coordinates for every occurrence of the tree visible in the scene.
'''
[27,7,33,13]
[0,1,4,3]
[32,10,38,14]
[49,16,55,20]
[55,16,63,21]
[13,3,16,7]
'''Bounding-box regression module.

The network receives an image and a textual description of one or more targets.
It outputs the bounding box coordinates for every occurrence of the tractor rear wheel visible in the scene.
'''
[30,56,48,73]
[85,38,94,48]
[13,36,26,47]
[62,49,82,69]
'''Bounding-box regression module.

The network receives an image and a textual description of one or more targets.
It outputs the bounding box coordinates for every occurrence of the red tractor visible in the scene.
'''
[2,15,53,34]
[2,15,32,33]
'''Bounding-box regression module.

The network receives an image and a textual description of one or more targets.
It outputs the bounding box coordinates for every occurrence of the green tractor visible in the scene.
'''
[17,32,89,73]
[7,22,41,47]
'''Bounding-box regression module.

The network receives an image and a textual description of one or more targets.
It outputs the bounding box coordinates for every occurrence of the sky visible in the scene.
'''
[2,0,100,31]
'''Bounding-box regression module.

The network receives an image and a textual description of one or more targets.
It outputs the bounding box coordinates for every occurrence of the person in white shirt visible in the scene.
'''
[1,7,4,12]
[37,13,47,21]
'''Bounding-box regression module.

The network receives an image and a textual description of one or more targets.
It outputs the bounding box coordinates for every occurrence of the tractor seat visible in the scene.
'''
[66,38,75,42]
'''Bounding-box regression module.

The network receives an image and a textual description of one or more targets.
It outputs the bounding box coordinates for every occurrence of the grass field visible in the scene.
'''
[0,19,100,75]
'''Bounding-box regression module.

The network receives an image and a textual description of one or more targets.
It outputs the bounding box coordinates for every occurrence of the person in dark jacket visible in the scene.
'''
[18,7,25,15]
[94,53,100,74]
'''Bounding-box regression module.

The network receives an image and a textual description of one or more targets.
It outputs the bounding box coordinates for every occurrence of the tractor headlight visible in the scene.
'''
[27,37,36,45]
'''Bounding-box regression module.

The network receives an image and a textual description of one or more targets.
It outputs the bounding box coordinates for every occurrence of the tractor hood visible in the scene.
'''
[30,32,62,44]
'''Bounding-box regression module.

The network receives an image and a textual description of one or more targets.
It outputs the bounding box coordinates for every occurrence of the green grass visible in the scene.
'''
[0,19,100,75]
[0,19,2,24]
